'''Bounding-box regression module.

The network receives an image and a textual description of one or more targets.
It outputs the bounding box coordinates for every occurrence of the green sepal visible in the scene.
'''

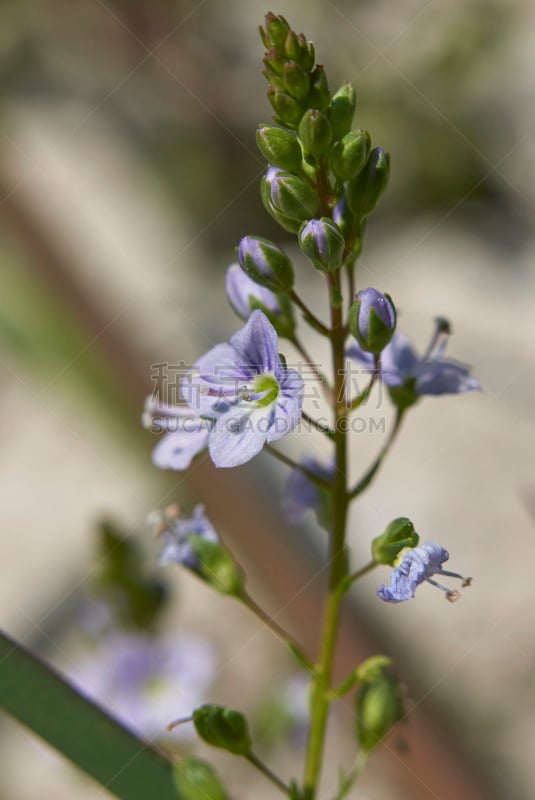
[356,672,404,752]
[261,13,291,51]
[330,130,371,181]
[256,125,303,172]
[347,147,391,219]
[187,536,245,598]
[173,758,229,800]
[329,83,357,141]
[298,109,332,157]
[372,518,419,566]
[193,704,252,756]
[387,378,419,412]
[261,171,319,233]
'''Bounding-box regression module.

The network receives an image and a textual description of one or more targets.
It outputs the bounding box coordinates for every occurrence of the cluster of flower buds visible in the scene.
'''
[255,13,390,275]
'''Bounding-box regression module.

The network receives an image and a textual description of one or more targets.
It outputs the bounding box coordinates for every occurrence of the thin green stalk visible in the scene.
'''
[290,290,330,337]
[241,591,311,668]
[246,752,291,795]
[301,410,335,439]
[349,408,405,500]
[303,270,349,799]
[264,444,332,489]
[292,334,333,402]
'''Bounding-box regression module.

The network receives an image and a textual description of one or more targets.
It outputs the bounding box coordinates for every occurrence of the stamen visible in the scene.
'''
[425,576,458,595]
[422,316,452,360]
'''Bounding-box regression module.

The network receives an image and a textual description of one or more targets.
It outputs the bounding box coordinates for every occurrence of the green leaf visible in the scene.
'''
[0,630,180,799]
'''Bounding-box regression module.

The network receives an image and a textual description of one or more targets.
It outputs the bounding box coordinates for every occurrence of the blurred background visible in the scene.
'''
[1,0,534,798]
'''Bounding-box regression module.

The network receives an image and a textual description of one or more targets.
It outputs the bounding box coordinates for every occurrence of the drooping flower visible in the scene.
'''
[142,397,211,470]
[225,263,282,320]
[148,504,219,571]
[183,310,304,468]
[348,317,480,406]
[377,541,471,603]
[281,456,334,529]
[69,631,215,740]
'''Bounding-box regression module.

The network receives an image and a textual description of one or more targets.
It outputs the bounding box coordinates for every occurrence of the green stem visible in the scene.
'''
[301,410,335,439]
[246,752,291,795]
[303,270,349,799]
[264,444,332,489]
[289,290,330,337]
[292,334,333,402]
[349,408,405,500]
[241,591,311,668]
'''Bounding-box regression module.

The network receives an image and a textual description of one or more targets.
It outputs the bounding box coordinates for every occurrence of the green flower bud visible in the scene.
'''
[388,378,419,412]
[193,704,252,756]
[299,217,345,272]
[298,109,332,157]
[356,673,404,752]
[261,13,291,52]
[308,65,330,111]
[256,125,303,171]
[330,83,357,141]
[263,48,285,79]
[267,87,304,128]
[261,167,319,233]
[349,288,396,355]
[372,518,420,566]
[285,31,314,72]
[188,536,245,598]
[354,655,392,684]
[283,61,310,103]
[330,130,371,181]
[237,234,294,291]
[347,147,390,219]
[332,196,355,240]
[174,758,229,800]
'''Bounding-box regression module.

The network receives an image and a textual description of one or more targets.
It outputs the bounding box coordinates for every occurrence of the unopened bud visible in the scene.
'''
[237,234,294,291]
[308,65,330,111]
[256,125,303,171]
[299,217,345,272]
[330,129,370,181]
[282,61,310,103]
[173,759,229,800]
[261,167,319,233]
[356,673,404,752]
[267,87,304,128]
[349,287,396,354]
[298,109,332,157]
[347,147,390,219]
[330,83,357,141]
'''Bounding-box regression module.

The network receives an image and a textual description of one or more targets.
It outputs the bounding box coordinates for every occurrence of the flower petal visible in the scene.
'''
[415,359,481,395]
[266,367,304,442]
[152,425,209,470]
[208,407,267,467]
[229,309,280,374]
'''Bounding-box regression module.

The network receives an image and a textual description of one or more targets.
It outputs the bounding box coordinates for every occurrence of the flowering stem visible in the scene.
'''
[303,270,349,799]
[349,408,405,500]
[245,752,291,795]
[292,334,333,402]
[241,590,310,667]
[346,559,377,586]
[264,444,332,489]
[301,411,335,439]
[289,290,330,337]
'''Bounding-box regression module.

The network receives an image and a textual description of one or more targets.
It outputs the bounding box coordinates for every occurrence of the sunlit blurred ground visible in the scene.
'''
[1,1,534,798]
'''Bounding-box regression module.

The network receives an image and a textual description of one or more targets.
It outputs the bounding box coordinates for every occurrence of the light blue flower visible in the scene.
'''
[225,263,281,320]
[348,317,480,400]
[69,631,215,740]
[149,504,219,571]
[184,310,304,468]
[142,397,211,470]
[377,541,471,603]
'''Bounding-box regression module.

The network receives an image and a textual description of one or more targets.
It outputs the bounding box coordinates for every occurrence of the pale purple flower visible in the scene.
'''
[377,541,471,603]
[142,397,210,470]
[225,263,281,320]
[183,310,304,468]
[149,504,218,571]
[348,317,480,397]
[69,631,216,740]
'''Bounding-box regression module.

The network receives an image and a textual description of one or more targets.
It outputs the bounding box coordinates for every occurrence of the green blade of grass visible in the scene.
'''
[0,630,180,799]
